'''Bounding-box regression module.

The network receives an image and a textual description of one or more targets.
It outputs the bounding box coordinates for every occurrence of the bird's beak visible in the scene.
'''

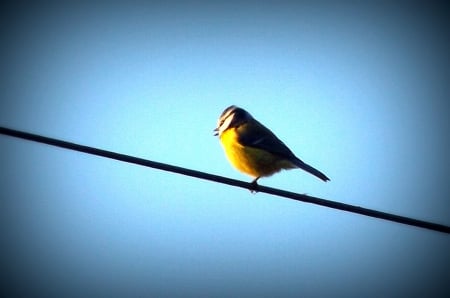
[213,127,219,136]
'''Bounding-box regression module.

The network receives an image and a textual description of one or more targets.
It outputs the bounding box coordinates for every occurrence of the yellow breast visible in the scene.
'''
[219,127,296,178]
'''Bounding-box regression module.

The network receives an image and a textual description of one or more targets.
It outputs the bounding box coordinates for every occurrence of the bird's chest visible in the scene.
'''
[219,128,281,177]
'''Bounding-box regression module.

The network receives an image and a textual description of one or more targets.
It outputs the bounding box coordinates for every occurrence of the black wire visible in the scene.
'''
[1,126,449,234]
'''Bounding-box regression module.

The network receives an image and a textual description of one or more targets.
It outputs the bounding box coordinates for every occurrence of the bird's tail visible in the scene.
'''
[294,159,330,182]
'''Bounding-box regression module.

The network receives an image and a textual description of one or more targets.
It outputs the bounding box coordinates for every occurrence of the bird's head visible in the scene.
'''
[213,105,253,137]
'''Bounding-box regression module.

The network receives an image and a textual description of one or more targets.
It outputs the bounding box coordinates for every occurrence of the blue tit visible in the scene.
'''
[214,105,330,184]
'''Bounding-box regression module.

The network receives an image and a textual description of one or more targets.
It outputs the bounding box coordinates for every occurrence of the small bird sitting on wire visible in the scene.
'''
[214,105,330,188]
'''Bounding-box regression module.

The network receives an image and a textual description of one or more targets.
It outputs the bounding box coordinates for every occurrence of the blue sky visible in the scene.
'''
[1,2,449,297]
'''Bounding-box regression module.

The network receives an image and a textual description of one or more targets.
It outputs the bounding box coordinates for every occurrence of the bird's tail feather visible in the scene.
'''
[294,159,330,182]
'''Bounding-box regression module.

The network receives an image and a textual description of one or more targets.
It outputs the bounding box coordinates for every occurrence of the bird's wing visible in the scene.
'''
[237,119,330,181]
[237,120,299,161]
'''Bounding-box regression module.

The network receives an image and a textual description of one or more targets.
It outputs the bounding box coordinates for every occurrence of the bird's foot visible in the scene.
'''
[249,178,259,193]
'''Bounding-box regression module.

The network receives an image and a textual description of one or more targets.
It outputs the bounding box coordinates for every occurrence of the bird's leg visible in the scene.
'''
[249,177,260,193]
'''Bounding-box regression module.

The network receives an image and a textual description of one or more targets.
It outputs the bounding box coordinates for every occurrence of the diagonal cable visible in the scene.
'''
[1,126,449,234]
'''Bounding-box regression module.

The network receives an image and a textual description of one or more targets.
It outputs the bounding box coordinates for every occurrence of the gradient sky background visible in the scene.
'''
[1,1,449,297]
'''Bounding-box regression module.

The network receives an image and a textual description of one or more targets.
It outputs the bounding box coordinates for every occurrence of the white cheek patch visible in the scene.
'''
[218,113,235,135]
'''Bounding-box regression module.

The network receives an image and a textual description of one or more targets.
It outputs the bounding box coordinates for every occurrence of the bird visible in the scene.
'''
[213,105,330,186]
